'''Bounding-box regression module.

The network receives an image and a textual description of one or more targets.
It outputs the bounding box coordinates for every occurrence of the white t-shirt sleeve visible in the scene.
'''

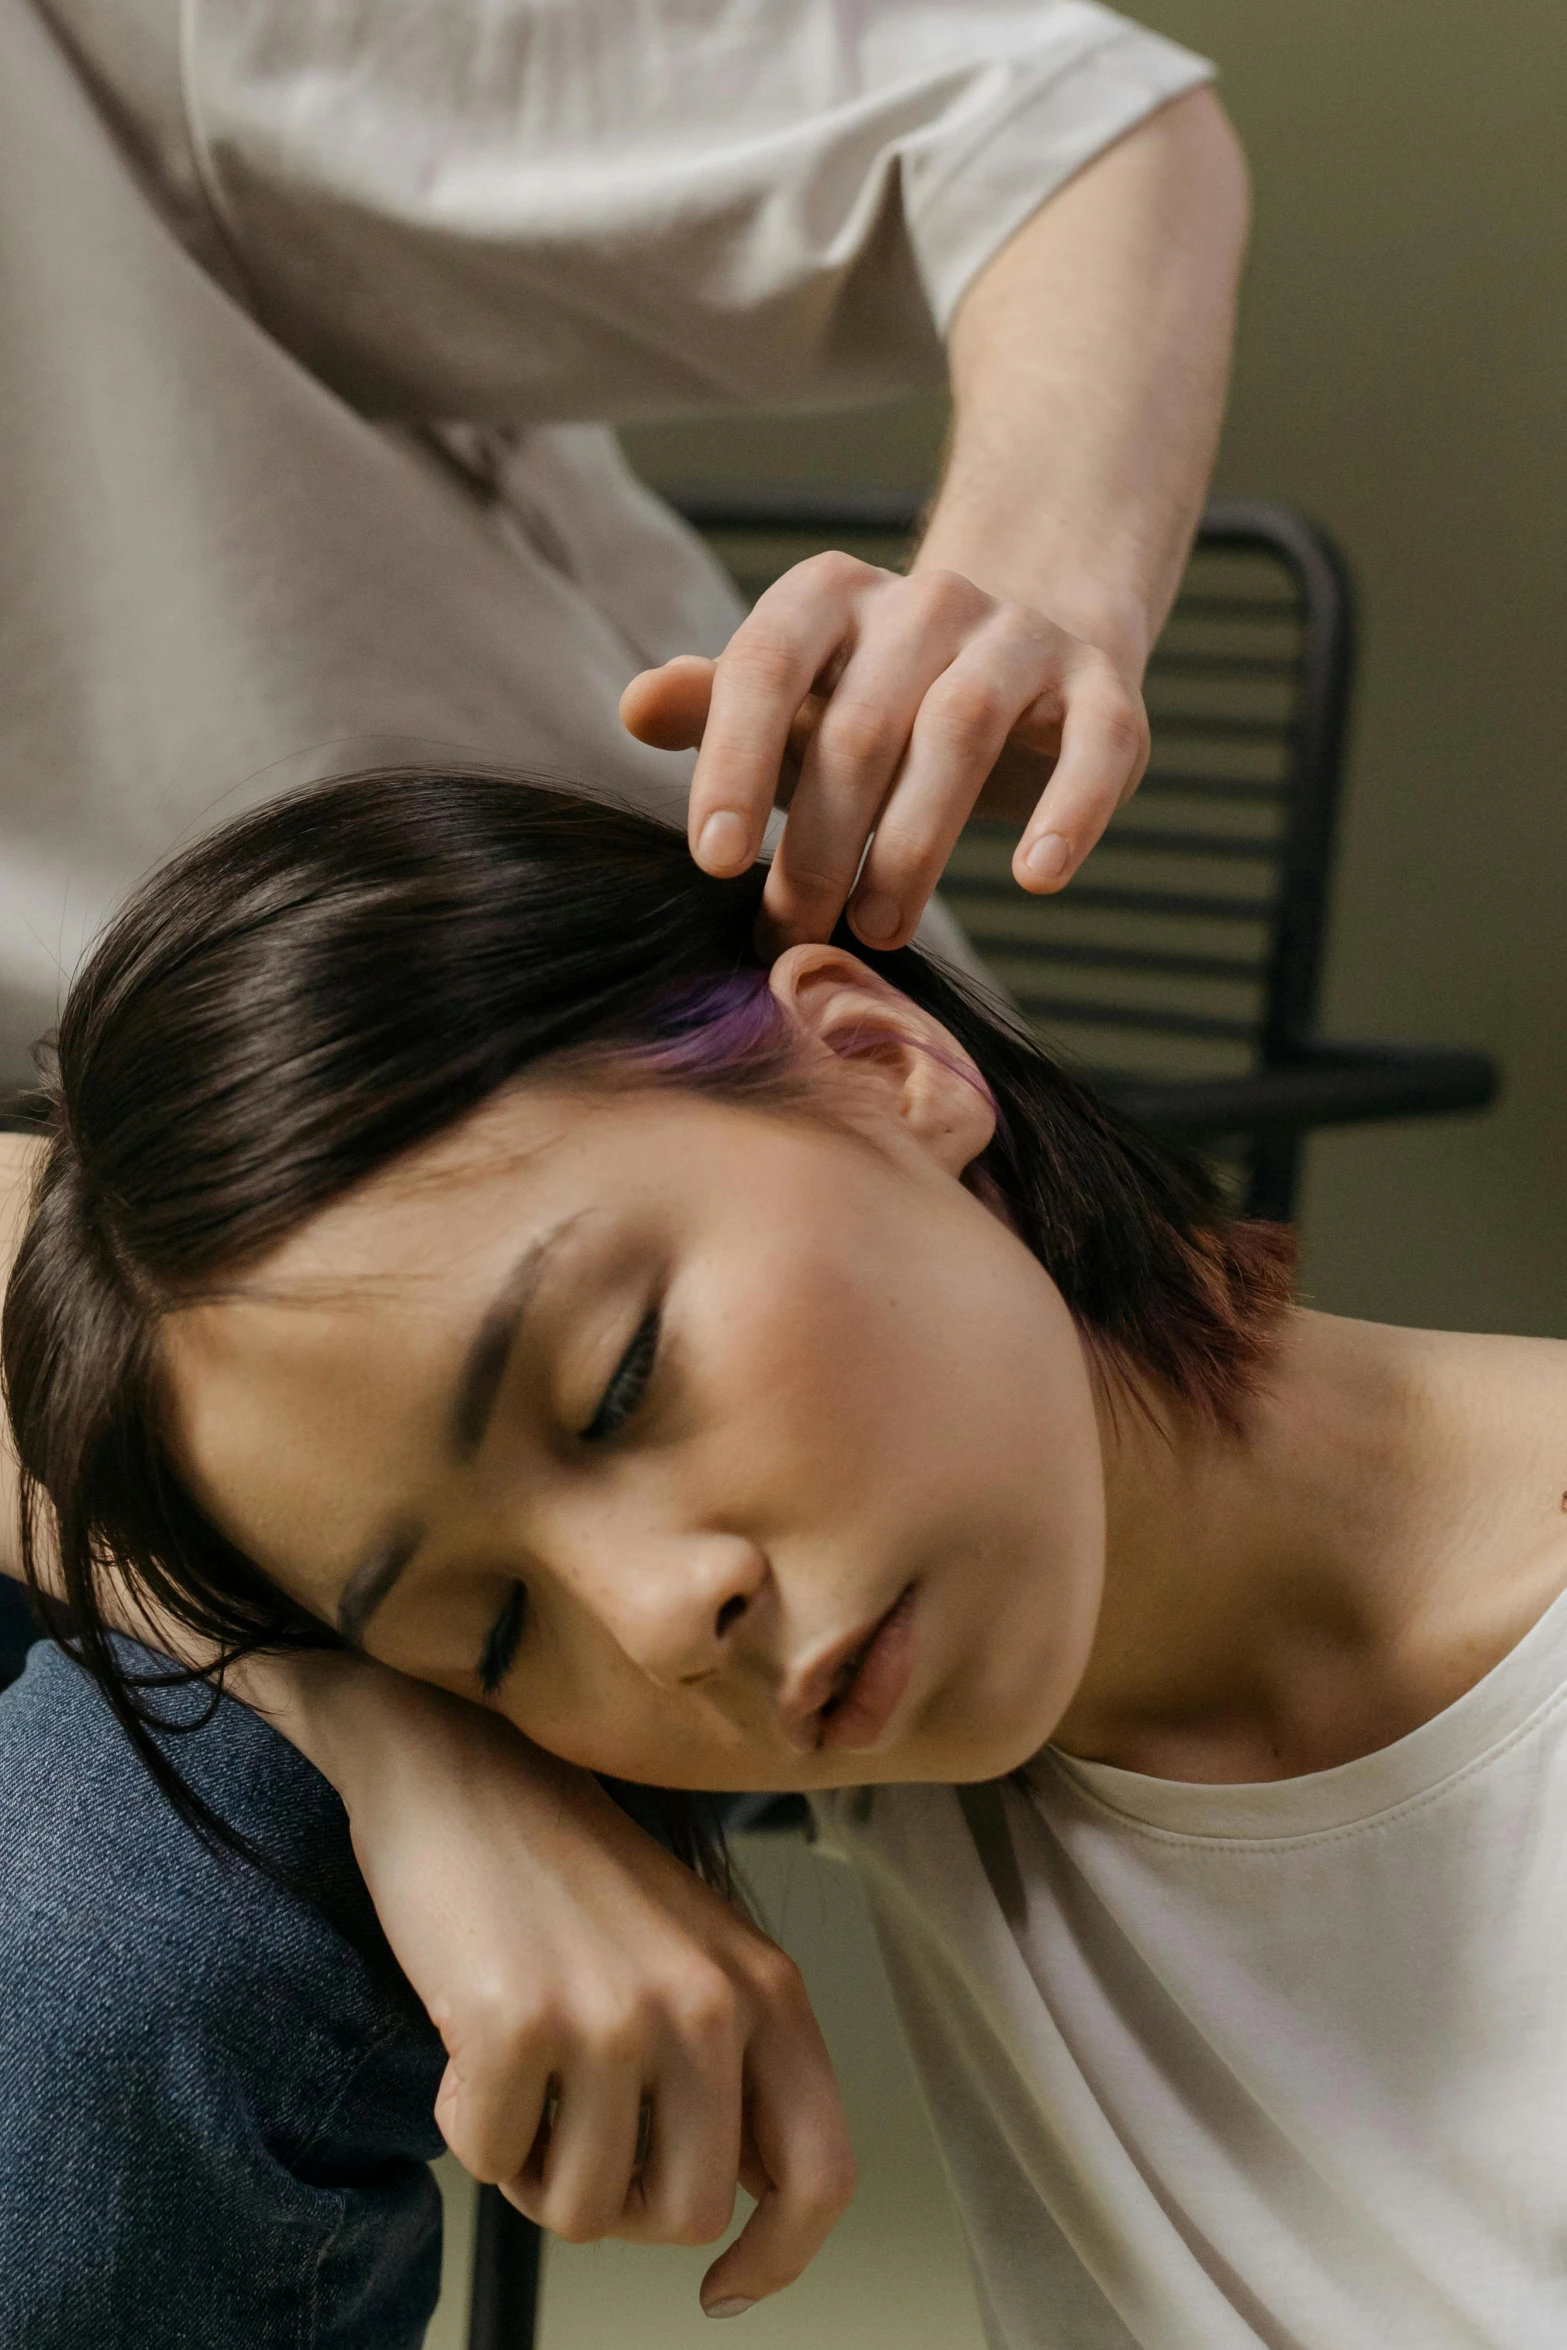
[182,0,1213,420]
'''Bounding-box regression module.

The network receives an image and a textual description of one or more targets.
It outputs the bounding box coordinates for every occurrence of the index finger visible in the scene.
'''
[698,2003,856,2315]
[687,554,879,880]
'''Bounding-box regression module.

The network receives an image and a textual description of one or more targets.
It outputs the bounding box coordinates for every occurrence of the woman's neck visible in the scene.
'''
[1052,1309,1567,1783]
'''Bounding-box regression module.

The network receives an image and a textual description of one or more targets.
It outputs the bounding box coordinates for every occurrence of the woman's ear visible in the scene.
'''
[767,944,995,1174]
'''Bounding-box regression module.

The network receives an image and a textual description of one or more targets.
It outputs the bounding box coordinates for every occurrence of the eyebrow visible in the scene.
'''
[337,1521,423,1647]
[452,1231,563,1460]
[334,1220,574,1644]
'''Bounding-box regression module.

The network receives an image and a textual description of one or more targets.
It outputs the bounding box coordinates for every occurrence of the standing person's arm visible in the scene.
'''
[624,84,1248,950]
[915,83,1246,796]
[107,0,1237,950]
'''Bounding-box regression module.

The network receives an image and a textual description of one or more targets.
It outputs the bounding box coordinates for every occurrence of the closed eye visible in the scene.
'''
[581,1307,660,1444]
[478,1580,528,1695]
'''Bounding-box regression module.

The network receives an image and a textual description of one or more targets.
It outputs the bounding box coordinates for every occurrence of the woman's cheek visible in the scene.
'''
[504,1670,673,1780]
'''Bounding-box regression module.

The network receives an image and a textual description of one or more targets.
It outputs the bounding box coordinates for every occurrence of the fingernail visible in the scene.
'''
[1022,831,1072,884]
[704,2298,756,2320]
[697,811,750,873]
[852,891,900,943]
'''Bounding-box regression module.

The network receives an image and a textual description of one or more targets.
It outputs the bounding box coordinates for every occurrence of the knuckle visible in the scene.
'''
[673,1973,739,2046]
[450,1988,552,2070]
[866,819,945,895]
[816,699,898,779]
[445,2118,523,2187]
[801,2142,860,2220]
[448,1974,514,2040]
[1097,692,1150,766]
[652,2172,738,2249]
[926,674,1004,752]
[582,2008,651,2069]
[981,593,1031,634]
[823,2160,861,2218]
[803,546,874,594]
[560,1975,655,2064]
[778,852,849,910]
[671,2192,736,2248]
[910,564,984,619]
[747,1943,808,2009]
[443,2135,500,2186]
[500,2180,545,2229]
[543,2199,613,2247]
[992,601,1056,660]
[723,626,807,698]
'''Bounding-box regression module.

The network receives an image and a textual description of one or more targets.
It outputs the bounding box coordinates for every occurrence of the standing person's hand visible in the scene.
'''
[620,555,1149,953]
[622,89,1252,960]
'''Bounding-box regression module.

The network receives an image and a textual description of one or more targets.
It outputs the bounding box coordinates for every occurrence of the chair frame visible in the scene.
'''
[670,489,1499,1221]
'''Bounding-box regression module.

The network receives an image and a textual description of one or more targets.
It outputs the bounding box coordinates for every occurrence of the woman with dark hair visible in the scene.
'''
[5,770,1567,2349]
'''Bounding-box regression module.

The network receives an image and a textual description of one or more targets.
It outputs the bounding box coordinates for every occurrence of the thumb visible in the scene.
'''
[619,654,716,751]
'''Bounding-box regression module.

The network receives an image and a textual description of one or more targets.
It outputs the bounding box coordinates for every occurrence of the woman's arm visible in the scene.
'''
[0,1135,852,2313]
[241,1650,853,2308]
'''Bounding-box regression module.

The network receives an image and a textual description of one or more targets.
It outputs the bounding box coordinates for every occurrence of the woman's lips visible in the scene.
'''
[815,1585,917,1752]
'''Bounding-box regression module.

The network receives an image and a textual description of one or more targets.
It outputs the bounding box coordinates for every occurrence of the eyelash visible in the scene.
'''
[478,1580,529,1696]
[581,1307,661,1444]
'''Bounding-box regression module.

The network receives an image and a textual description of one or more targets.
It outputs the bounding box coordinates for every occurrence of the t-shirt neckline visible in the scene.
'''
[1040,1575,1567,1844]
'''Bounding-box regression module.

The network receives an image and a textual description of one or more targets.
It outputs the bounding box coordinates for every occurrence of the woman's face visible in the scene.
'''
[165,956,1108,1790]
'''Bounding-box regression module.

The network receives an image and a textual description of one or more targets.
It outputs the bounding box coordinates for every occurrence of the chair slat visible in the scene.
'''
[1139,713,1299,744]
[1097,827,1279,862]
[983,940,1264,983]
[1172,593,1299,620]
[1137,773,1285,804]
[1006,994,1260,1043]
[1146,651,1299,681]
[945,878,1276,923]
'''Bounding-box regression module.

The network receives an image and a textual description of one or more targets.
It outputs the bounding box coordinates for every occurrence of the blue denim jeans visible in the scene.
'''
[0,1639,448,2346]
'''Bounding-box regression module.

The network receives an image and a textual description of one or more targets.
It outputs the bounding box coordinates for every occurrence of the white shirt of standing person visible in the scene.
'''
[1,0,1211,1081]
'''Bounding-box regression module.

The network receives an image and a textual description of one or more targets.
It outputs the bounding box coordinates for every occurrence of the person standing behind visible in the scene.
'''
[0,3,1250,2339]
[4,0,1246,1057]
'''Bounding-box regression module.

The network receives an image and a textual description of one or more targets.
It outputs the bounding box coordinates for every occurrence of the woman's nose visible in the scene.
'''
[599,1531,769,1688]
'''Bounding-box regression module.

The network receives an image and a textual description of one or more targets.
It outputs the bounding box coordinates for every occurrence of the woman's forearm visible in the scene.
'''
[228,1643,854,2310]
[916,85,1251,679]
[226,1641,462,1793]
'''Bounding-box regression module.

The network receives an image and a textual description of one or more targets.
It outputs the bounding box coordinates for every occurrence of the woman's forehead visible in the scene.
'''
[183,1084,799,1327]
[234,1084,640,1283]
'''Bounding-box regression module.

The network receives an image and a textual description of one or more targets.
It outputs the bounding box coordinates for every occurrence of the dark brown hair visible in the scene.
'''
[2,770,1294,1866]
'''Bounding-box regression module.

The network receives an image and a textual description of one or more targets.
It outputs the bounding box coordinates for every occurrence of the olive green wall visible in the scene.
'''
[624,3,1567,1336]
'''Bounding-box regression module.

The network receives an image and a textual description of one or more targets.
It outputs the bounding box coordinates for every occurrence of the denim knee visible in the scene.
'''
[0,1642,447,2348]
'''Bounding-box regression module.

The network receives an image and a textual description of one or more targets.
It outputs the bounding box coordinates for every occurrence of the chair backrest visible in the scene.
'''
[672,492,1354,1111]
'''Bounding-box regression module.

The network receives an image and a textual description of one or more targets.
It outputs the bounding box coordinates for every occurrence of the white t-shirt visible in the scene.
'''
[0,0,1209,1080]
[820,1582,1567,2348]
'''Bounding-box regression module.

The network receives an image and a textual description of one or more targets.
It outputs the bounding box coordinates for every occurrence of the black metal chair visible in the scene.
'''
[468,2189,541,2350]
[670,491,1499,1218]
